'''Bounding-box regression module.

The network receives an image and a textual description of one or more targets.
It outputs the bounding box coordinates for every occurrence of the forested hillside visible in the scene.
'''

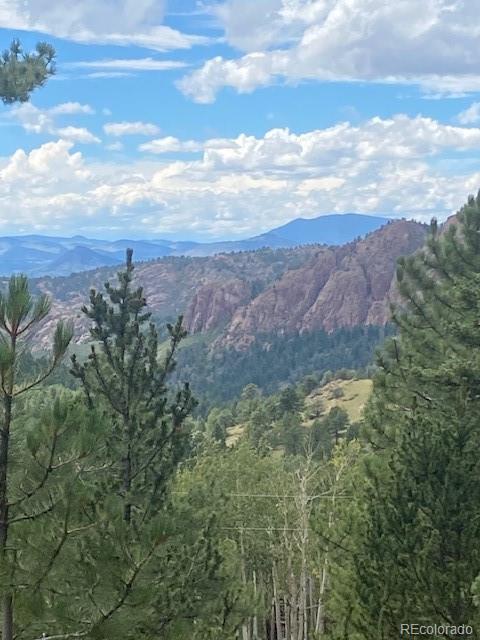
[174,325,392,410]
[1,192,480,639]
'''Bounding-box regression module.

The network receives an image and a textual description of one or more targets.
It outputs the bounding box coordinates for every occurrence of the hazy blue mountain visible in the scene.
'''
[43,246,120,277]
[267,213,391,245]
[0,213,392,277]
[162,214,391,257]
[102,240,173,262]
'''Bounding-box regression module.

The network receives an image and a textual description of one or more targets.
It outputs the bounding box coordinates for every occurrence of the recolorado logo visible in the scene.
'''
[400,623,473,636]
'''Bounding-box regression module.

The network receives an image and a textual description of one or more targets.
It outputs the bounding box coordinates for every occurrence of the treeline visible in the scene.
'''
[175,324,393,411]
[2,194,480,638]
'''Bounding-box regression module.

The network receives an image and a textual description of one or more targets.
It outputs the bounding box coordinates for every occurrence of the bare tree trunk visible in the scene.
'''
[253,569,259,640]
[237,471,250,640]
[315,560,328,635]
[297,472,309,640]
[272,563,283,640]
[1,595,12,640]
[308,576,314,633]
[284,598,290,640]
[287,564,297,640]
[122,425,132,524]
[270,599,275,640]
[0,387,14,640]
[316,454,346,635]
[240,532,250,640]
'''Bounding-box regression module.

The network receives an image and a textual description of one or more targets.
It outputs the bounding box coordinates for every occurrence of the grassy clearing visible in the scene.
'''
[304,378,373,425]
[226,378,373,447]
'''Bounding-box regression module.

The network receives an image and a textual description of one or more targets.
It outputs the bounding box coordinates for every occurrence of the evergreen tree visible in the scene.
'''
[349,193,480,637]
[69,250,210,637]
[8,388,105,640]
[71,249,195,527]
[275,413,304,456]
[309,408,350,459]
[0,39,55,104]
[310,418,333,459]
[277,386,303,416]
[0,276,73,640]
[205,408,234,447]
[247,406,272,451]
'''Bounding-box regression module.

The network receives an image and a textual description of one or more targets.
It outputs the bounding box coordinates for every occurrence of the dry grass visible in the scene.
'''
[304,378,373,425]
[225,378,373,447]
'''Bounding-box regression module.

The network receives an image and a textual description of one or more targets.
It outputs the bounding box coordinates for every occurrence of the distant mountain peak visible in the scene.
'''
[266,213,391,246]
[0,213,397,277]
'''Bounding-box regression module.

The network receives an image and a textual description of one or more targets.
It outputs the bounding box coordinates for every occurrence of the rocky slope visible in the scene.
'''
[27,219,428,352]
[206,220,427,347]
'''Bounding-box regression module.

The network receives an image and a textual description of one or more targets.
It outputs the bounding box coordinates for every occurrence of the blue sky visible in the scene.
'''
[1,0,480,240]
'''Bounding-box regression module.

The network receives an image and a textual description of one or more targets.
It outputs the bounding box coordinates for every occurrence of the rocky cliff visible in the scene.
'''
[206,220,427,347]
[27,219,428,352]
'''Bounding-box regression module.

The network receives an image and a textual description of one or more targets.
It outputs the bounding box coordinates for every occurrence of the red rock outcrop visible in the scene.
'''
[184,279,253,333]
[29,220,428,352]
[221,220,427,347]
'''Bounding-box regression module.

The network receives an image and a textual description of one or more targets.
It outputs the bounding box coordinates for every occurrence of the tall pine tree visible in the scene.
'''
[69,250,202,637]
[349,193,480,638]
[0,276,73,640]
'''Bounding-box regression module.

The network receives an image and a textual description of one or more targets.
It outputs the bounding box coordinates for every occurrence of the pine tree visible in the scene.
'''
[8,388,106,640]
[69,250,199,637]
[0,276,73,640]
[71,249,195,527]
[350,193,480,637]
[0,40,55,104]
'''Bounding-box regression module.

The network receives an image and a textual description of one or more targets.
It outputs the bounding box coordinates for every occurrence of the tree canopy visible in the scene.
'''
[0,39,55,104]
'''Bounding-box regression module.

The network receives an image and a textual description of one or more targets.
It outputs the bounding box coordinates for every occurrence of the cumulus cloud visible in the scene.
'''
[6,103,99,144]
[56,127,101,144]
[49,102,95,116]
[457,102,480,125]
[0,0,207,51]
[179,0,480,102]
[104,122,161,137]
[212,0,326,51]
[2,115,480,237]
[139,137,203,153]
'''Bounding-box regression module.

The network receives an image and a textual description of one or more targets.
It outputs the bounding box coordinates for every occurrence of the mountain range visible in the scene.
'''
[0,214,391,277]
[29,218,428,352]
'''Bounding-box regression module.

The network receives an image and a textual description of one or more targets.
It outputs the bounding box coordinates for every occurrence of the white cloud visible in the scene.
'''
[457,102,480,125]
[6,103,99,144]
[8,104,53,135]
[0,140,91,186]
[179,0,480,102]
[82,72,134,79]
[0,0,207,51]
[56,127,101,144]
[139,137,202,153]
[49,102,95,115]
[296,177,346,195]
[105,142,124,152]
[104,122,161,137]
[211,0,325,51]
[2,115,480,237]
[69,58,188,72]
